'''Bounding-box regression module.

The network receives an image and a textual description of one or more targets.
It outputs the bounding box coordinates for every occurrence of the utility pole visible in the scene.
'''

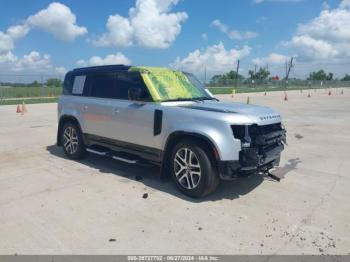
[235,59,240,88]
[286,57,294,81]
[285,62,288,79]
[41,75,44,98]
[254,64,257,88]
[284,57,294,88]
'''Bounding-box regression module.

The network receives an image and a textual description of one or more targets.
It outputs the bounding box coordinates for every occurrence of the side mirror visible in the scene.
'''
[128,88,142,101]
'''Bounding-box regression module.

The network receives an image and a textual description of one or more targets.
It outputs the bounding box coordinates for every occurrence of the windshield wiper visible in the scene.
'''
[162,98,199,102]
[192,97,218,102]
[162,97,217,102]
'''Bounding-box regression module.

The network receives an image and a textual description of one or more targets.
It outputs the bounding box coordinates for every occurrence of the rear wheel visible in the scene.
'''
[170,140,219,198]
[61,122,86,159]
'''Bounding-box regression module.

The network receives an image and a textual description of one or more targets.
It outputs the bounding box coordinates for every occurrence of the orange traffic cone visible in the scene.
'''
[307,92,311,98]
[16,105,22,113]
[284,91,288,101]
[21,101,27,115]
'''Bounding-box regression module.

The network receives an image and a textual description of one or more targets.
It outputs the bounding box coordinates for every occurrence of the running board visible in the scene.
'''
[87,148,139,164]
[112,156,138,164]
[86,148,107,156]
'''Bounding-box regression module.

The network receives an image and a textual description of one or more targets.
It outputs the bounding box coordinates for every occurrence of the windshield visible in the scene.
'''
[129,66,213,102]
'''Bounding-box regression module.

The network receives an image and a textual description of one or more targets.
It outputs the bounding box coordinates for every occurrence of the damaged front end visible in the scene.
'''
[218,123,287,180]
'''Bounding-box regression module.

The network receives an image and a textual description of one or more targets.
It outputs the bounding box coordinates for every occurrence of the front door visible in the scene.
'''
[107,71,159,150]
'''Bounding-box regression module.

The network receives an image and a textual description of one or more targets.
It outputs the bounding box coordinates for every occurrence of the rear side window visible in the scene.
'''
[85,73,115,98]
[72,75,86,95]
[63,73,74,95]
[115,72,151,101]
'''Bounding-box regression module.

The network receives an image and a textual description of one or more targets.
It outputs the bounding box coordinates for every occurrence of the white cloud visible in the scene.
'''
[0,2,86,53]
[340,0,350,8]
[27,2,87,42]
[7,25,31,40]
[94,0,188,48]
[252,53,290,66]
[77,52,132,67]
[170,42,251,73]
[0,51,66,75]
[201,33,208,41]
[0,25,30,54]
[284,7,350,61]
[0,32,14,53]
[211,19,258,41]
[288,35,339,59]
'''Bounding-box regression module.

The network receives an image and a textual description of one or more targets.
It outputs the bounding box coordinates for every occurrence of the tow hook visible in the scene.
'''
[264,170,281,182]
[259,169,281,182]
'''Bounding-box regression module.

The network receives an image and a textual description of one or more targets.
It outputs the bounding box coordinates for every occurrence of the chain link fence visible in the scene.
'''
[1,73,350,104]
[206,78,350,89]
[0,74,64,104]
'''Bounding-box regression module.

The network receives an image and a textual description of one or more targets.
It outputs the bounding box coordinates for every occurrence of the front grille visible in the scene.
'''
[231,123,284,147]
[250,123,283,135]
[232,123,285,168]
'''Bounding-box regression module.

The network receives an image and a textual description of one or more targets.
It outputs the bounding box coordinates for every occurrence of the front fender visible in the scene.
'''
[162,121,241,161]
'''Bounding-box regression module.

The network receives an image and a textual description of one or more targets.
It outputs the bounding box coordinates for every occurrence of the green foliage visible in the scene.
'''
[45,78,63,87]
[248,67,270,81]
[342,74,350,81]
[210,70,244,86]
[0,86,62,98]
[308,70,333,81]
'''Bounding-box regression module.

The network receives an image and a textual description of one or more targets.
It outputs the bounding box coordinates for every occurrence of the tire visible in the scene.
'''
[61,122,86,159]
[170,139,219,198]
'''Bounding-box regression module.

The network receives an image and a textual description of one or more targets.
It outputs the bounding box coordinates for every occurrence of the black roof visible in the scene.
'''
[71,64,131,75]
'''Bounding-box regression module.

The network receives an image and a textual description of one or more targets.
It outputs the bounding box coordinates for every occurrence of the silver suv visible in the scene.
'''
[57,65,286,198]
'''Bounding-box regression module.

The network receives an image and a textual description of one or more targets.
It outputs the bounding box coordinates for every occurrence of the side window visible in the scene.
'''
[84,73,115,98]
[72,75,86,95]
[63,73,74,95]
[115,72,152,101]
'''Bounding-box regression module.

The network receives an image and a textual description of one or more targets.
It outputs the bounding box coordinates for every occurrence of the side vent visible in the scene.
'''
[154,110,163,136]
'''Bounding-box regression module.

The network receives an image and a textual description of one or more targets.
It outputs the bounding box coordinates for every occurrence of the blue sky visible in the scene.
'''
[0,0,349,80]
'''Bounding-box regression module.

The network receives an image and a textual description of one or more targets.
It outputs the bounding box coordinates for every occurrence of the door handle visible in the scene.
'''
[113,108,120,115]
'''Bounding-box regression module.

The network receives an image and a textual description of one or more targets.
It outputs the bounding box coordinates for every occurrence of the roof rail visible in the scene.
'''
[73,64,130,71]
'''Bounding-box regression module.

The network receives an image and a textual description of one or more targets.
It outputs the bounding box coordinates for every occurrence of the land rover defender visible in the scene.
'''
[57,65,286,197]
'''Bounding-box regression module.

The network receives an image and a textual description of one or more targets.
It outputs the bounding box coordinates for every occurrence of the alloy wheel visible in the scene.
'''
[174,147,202,189]
[63,126,79,155]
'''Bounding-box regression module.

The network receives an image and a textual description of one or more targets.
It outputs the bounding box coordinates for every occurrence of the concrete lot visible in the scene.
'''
[0,89,349,255]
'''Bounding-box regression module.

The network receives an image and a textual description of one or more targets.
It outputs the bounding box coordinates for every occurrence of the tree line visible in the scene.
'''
[209,68,350,85]
[0,78,63,87]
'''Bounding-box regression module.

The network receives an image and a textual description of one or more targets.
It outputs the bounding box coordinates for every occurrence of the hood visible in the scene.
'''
[180,101,282,125]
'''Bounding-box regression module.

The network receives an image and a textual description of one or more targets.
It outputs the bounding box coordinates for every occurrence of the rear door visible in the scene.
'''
[79,73,115,138]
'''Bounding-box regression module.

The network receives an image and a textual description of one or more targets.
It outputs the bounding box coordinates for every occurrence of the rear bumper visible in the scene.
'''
[218,144,284,180]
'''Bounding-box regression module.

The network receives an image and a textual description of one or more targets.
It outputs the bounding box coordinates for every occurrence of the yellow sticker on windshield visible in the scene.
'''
[129,66,203,101]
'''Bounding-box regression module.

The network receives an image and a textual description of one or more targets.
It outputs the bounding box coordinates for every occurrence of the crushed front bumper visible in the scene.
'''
[219,123,286,180]
[218,144,284,180]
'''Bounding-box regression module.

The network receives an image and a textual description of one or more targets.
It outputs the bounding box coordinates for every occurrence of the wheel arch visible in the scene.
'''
[160,131,220,178]
[57,115,84,146]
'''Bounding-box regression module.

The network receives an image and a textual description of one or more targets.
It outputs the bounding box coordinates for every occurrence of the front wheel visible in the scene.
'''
[61,122,86,159]
[170,140,219,198]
